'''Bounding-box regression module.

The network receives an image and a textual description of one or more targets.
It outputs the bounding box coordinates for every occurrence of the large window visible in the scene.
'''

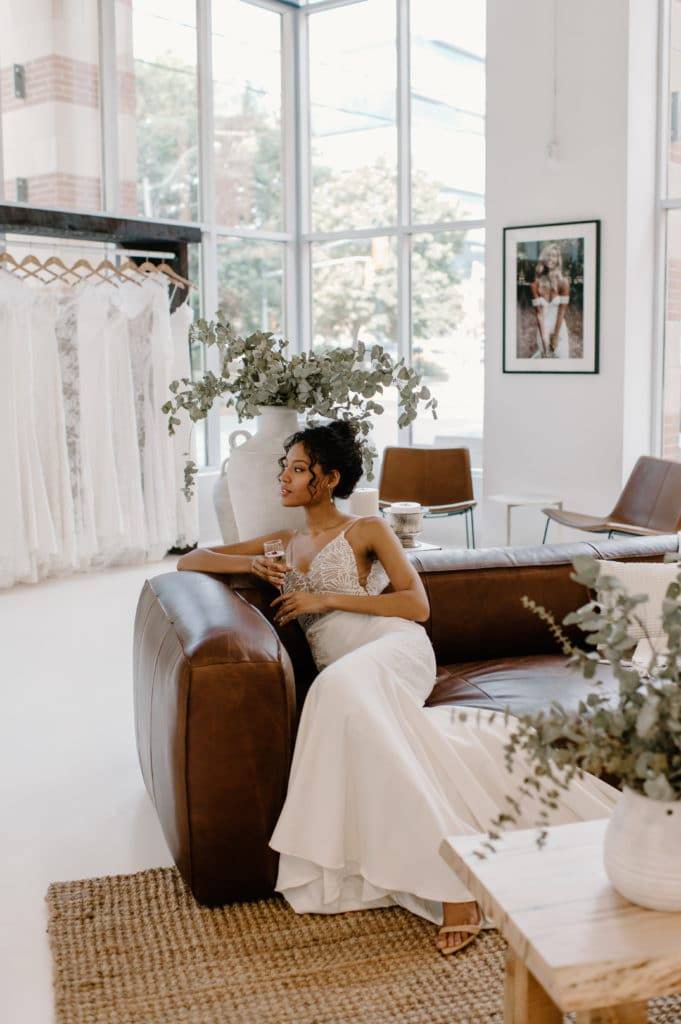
[304,0,485,462]
[116,0,199,221]
[0,0,486,471]
[662,0,681,459]
[213,1,284,231]
[308,0,397,232]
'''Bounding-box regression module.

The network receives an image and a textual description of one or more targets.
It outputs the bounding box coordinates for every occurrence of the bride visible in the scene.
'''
[177,420,617,954]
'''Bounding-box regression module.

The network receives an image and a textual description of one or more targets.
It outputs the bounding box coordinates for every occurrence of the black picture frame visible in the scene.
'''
[502,219,600,374]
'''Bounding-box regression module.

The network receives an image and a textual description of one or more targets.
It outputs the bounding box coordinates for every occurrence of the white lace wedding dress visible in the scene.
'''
[532,294,570,358]
[268,520,618,927]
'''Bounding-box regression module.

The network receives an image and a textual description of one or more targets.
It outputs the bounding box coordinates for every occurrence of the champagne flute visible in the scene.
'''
[263,539,288,589]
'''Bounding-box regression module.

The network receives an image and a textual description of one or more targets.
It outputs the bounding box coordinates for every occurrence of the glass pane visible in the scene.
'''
[213,1,283,231]
[663,212,681,460]
[311,237,397,355]
[411,229,485,464]
[411,0,485,222]
[217,238,286,462]
[217,238,285,336]
[1,2,102,210]
[312,236,398,457]
[309,0,396,231]
[116,0,199,221]
[668,0,681,198]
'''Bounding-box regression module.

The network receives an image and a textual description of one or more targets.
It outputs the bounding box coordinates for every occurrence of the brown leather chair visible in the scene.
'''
[133,533,678,906]
[543,456,681,543]
[379,446,477,547]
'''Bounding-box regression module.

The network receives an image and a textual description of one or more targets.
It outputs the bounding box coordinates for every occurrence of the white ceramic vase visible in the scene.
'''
[226,407,305,540]
[212,457,239,545]
[603,787,681,910]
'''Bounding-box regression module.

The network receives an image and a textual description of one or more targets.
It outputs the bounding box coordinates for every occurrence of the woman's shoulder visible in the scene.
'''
[345,515,392,547]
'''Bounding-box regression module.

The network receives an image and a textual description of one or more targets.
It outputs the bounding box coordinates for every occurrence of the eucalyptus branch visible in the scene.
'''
[163,315,438,499]
[476,555,681,857]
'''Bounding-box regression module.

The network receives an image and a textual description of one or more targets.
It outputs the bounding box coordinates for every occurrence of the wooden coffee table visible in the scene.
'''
[440,819,681,1022]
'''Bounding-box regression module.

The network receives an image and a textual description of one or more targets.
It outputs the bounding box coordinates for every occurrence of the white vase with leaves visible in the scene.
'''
[163,316,438,540]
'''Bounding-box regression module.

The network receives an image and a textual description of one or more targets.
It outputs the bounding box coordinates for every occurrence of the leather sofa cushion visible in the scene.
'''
[425,654,619,719]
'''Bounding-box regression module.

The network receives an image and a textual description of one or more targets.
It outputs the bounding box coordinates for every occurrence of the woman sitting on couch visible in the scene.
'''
[178,420,618,955]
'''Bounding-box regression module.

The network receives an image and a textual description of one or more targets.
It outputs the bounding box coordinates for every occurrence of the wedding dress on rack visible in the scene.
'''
[0,268,196,588]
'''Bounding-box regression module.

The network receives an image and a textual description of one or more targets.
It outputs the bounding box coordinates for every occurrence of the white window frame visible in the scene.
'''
[0,0,486,470]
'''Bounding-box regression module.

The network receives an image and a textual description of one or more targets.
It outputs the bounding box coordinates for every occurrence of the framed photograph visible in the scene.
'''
[503,219,600,374]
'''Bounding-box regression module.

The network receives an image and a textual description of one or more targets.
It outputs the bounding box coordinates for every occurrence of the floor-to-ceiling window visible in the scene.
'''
[661,0,681,459]
[0,0,486,472]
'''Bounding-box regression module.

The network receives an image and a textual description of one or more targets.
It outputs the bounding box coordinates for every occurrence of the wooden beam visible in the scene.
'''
[0,204,201,245]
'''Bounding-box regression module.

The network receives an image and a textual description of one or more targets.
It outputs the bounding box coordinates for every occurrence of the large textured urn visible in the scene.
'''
[603,787,681,911]
[225,407,305,539]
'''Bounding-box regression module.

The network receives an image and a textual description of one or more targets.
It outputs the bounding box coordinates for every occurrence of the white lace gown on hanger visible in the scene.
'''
[127,276,178,561]
[532,295,570,358]
[268,522,618,927]
[0,274,61,585]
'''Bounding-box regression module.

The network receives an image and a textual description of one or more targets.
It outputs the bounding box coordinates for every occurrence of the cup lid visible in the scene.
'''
[388,501,422,513]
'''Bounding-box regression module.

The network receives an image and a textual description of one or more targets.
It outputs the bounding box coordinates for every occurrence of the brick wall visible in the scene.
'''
[0,55,99,112]
[5,172,101,211]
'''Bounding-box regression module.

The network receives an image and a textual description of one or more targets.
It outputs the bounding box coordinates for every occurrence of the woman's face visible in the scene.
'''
[279,442,332,507]
[545,246,559,270]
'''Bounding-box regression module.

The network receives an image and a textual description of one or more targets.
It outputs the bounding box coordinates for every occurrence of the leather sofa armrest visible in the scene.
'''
[133,569,297,905]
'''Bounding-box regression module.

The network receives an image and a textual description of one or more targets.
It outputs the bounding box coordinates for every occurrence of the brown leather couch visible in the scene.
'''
[133,534,678,906]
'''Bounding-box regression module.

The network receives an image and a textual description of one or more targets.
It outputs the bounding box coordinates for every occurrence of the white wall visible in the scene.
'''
[482,0,658,548]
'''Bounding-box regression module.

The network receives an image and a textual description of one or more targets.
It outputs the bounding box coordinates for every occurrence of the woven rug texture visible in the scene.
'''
[46,866,681,1024]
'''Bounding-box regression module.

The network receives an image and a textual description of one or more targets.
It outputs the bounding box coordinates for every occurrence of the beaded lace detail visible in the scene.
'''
[282,527,389,634]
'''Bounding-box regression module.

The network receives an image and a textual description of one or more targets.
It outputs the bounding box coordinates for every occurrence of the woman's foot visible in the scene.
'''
[436,900,481,955]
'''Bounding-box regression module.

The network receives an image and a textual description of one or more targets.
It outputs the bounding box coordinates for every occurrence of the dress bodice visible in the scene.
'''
[282,526,389,633]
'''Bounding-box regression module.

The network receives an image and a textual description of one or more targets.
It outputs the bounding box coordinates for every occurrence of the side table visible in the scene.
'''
[440,819,681,1023]
[488,493,563,546]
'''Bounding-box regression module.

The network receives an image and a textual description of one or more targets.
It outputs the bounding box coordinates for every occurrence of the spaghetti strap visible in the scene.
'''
[341,517,363,539]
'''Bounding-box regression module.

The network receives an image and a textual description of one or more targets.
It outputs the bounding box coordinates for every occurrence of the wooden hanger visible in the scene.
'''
[134,259,195,291]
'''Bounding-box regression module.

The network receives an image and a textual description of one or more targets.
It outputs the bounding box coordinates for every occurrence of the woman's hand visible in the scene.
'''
[251,555,289,589]
[271,590,331,626]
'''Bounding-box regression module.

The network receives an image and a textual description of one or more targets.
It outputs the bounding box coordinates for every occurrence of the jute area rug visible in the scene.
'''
[47,866,681,1024]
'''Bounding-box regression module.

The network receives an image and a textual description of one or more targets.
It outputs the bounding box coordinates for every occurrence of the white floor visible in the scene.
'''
[0,557,180,1023]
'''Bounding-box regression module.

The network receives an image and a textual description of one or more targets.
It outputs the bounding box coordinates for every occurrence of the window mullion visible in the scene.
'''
[653,0,671,456]
[98,0,120,213]
[281,7,299,349]
[396,0,411,445]
[296,7,313,352]
[197,0,220,468]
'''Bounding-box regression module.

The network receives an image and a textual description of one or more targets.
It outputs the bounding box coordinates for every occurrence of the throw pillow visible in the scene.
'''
[596,559,678,645]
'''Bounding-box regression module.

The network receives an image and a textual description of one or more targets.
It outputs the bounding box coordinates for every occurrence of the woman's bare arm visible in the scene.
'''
[177,528,294,584]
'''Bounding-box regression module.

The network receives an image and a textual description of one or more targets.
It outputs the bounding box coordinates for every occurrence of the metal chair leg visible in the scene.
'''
[465,510,470,549]
[469,508,476,548]
[542,516,550,544]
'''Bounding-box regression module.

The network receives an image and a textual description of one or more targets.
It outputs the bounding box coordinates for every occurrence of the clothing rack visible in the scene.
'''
[0,250,195,294]
[0,203,201,311]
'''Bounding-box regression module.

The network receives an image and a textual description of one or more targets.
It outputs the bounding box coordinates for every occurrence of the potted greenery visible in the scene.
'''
[163,312,438,538]
[474,554,681,911]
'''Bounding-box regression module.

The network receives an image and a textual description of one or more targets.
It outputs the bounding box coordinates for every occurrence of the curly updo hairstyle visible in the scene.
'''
[279,419,364,500]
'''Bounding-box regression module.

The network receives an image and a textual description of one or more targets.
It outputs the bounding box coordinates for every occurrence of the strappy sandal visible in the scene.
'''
[437,908,482,956]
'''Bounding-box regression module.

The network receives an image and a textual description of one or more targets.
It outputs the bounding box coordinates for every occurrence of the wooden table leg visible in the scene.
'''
[504,948,562,1023]
[574,1004,647,1023]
